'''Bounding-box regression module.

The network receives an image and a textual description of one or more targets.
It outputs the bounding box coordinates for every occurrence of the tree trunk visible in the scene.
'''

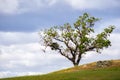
[72,59,80,66]
[72,54,82,67]
[73,62,79,66]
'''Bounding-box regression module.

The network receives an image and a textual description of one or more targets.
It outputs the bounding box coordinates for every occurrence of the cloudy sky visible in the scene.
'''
[0,0,120,78]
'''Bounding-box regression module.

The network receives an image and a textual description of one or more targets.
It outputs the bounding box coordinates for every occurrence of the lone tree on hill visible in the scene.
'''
[40,13,115,66]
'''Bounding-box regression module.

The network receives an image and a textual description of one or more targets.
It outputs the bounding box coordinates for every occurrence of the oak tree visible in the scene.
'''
[40,13,115,66]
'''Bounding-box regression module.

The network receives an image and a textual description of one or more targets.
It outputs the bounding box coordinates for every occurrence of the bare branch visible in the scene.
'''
[86,46,95,51]
[54,37,64,42]
[58,48,73,61]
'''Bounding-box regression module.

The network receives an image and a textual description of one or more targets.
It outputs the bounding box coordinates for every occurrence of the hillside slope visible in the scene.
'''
[1,59,120,80]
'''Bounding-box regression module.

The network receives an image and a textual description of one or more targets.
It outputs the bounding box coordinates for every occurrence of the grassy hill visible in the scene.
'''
[1,60,120,80]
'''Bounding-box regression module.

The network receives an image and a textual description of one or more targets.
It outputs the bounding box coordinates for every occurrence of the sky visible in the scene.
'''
[0,0,120,78]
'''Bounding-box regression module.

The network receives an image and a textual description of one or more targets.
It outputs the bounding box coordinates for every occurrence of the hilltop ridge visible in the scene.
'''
[1,59,120,80]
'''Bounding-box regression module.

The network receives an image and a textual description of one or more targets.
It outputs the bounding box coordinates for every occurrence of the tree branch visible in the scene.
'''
[86,46,95,51]
[64,38,75,57]
[58,48,73,61]
[76,27,82,38]
[54,37,64,42]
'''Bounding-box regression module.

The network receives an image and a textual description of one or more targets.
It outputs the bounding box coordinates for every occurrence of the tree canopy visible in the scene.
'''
[40,13,115,66]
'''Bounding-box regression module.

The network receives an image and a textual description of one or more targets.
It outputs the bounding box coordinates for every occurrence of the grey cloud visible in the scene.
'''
[0,0,57,14]
[1,0,120,14]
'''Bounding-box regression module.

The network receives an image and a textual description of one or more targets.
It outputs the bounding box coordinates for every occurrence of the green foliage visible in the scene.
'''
[94,26,115,52]
[40,13,115,66]
[50,42,59,50]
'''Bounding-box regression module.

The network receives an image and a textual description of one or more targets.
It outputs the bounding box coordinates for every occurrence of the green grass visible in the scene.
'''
[1,60,120,80]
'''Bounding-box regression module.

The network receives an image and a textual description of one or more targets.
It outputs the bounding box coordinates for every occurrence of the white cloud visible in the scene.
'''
[0,32,39,45]
[0,43,63,68]
[0,71,11,78]
[65,0,120,10]
[0,43,67,78]
[0,71,43,78]
[0,32,64,78]
[0,33,68,78]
